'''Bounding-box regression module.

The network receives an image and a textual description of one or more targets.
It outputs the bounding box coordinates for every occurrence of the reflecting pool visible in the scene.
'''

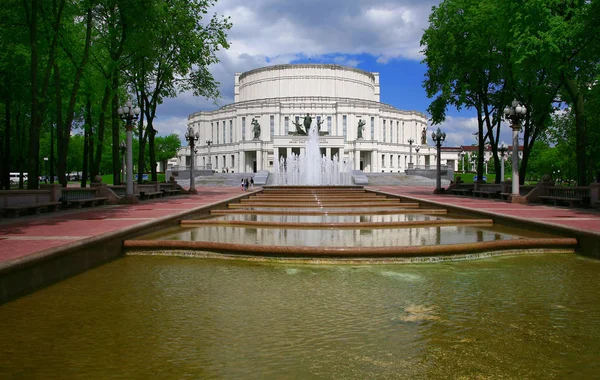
[1,253,599,378]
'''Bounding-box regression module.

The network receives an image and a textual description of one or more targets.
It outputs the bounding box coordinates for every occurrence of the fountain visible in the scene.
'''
[273,119,353,186]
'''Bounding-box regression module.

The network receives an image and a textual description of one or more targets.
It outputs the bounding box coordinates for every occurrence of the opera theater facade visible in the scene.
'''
[177,64,436,174]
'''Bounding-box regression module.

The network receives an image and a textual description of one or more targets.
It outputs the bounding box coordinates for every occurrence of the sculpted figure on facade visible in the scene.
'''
[421,126,427,145]
[292,119,306,135]
[251,118,261,139]
[317,118,325,132]
[357,119,366,139]
[303,113,313,133]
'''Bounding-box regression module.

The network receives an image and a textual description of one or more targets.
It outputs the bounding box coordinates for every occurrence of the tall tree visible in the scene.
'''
[127,0,231,182]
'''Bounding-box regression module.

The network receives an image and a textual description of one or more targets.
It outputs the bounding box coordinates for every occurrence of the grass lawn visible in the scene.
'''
[100,173,166,185]
[455,173,498,183]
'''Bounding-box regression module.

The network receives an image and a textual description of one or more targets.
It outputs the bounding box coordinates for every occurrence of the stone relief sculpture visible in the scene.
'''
[357,119,366,139]
[251,118,261,139]
[421,126,427,145]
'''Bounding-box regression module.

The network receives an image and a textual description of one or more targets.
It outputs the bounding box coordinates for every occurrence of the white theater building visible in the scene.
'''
[177,64,442,174]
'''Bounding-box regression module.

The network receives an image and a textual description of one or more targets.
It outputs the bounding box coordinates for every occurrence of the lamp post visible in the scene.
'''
[407,138,414,168]
[205,140,213,171]
[498,141,508,182]
[503,99,527,200]
[117,100,141,203]
[185,126,200,194]
[414,146,420,168]
[431,127,446,193]
[119,140,126,185]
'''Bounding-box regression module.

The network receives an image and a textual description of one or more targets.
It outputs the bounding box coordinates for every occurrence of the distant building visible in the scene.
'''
[176,64,436,173]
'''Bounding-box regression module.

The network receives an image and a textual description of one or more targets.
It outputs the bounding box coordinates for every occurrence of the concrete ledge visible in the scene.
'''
[180,218,495,229]
[124,238,577,258]
[211,208,447,216]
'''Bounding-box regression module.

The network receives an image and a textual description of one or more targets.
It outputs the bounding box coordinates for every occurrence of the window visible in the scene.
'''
[396,121,399,143]
[231,154,235,168]
[327,116,331,133]
[382,154,385,167]
[383,120,386,142]
[229,120,233,142]
[370,117,374,140]
[270,115,274,137]
[242,117,246,140]
[316,116,321,132]
[285,116,289,132]
[216,123,219,144]
[222,121,226,143]
[343,115,347,140]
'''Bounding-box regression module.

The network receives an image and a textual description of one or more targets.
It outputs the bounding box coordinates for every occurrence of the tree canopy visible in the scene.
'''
[421,0,600,185]
[0,0,231,189]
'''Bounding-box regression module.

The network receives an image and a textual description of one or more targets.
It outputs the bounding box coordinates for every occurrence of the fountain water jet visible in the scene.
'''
[274,125,353,186]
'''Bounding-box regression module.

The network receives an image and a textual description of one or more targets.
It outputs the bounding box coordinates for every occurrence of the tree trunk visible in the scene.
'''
[149,124,157,182]
[561,73,587,185]
[56,6,92,188]
[54,63,64,186]
[28,0,39,189]
[17,110,25,189]
[50,123,55,184]
[476,102,485,182]
[82,96,92,188]
[92,83,112,179]
[137,111,146,184]
[111,73,121,186]
[2,98,11,189]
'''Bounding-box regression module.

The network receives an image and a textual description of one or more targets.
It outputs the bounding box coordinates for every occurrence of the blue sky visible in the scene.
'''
[153,0,514,148]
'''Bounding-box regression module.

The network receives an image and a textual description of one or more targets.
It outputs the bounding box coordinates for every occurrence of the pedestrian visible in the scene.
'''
[241,178,244,191]
[250,178,254,188]
[244,178,249,191]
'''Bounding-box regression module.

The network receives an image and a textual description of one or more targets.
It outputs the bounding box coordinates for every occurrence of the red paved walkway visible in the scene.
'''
[0,187,246,264]
[2,185,600,267]
[369,185,600,235]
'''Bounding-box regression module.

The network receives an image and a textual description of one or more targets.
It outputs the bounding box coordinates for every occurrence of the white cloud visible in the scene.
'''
[156,0,443,138]
[434,116,522,148]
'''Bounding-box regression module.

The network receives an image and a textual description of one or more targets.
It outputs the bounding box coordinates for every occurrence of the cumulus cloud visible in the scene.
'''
[156,0,441,137]
[434,116,520,148]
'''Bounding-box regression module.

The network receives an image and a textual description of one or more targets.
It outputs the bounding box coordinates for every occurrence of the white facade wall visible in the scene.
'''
[179,64,434,174]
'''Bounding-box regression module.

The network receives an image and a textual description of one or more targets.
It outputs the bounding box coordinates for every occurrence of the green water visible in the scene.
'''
[1,253,599,378]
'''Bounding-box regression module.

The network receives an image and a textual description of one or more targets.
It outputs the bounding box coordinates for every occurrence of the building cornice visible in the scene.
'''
[188,96,427,120]
[238,64,376,82]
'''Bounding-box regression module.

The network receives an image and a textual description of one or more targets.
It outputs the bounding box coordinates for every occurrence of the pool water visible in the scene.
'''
[1,253,599,378]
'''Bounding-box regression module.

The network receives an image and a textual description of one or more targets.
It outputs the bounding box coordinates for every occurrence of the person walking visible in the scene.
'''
[250,178,254,189]
[241,178,245,191]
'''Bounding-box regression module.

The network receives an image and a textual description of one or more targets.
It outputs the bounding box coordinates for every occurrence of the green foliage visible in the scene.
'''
[422,0,600,185]
[0,0,231,189]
